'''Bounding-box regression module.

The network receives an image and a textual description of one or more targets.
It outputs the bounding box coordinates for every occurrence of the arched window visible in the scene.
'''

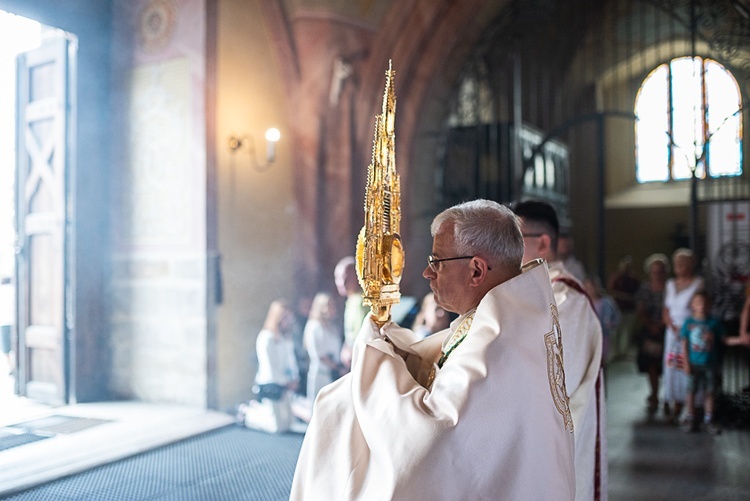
[635,57,742,183]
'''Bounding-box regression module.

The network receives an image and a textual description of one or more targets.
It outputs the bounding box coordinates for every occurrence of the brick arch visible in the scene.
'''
[355,0,495,152]
[355,0,509,292]
[259,0,509,296]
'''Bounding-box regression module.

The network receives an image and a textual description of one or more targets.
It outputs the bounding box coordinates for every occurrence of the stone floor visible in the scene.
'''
[606,357,750,500]
[0,357,233,497]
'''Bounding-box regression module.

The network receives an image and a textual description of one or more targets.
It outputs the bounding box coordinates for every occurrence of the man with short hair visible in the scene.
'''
[291,199,575,500]
[513,199,607,501]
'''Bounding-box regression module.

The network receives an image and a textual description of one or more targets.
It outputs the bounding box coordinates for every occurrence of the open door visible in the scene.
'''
[15,35,74,406]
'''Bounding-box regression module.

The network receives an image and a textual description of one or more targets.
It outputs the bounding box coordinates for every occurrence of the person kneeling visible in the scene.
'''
[237,300,306,434]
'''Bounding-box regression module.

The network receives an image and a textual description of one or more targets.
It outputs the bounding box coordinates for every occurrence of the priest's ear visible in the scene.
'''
[526,233,553,261]
[469,256,491,284]
[538,233,555,259]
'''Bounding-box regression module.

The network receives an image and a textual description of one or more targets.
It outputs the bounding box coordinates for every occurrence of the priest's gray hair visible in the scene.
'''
[431,199,524,270]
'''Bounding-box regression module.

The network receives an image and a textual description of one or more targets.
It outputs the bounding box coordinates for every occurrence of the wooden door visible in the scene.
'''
[15,36,73,405]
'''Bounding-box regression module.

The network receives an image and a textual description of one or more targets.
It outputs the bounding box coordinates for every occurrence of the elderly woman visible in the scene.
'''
[662,248,703,424]
[636,253,669,414]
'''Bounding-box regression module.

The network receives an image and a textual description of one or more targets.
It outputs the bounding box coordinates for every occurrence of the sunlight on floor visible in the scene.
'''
[0,354,52,428]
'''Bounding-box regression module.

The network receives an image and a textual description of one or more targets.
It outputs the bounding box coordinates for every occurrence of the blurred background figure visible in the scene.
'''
[662,248,703,424]
[412,292,452,340]
[334,256,369,371]
[608,256,642,360]
[679,290,750,433]
[584,276,620,366]
[738,286,750,392]
[304,292,344,403]
[1,273,13,376]
[237,300,303,434]
[558,233,586,283]
[635,253,669,415]
[741,285,750,344]
[291,295,312,398]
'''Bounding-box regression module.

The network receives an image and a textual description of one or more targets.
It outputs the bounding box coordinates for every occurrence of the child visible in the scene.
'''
[679,290,746,434]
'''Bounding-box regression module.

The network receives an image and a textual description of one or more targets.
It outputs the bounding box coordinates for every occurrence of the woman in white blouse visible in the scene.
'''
[662,249,704,424]
[304,292,343,402]
[239,300,300,433]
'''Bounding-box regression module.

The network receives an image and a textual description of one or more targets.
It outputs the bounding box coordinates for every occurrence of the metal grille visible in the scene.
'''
[437,0,750,278]
[2,426,303,501]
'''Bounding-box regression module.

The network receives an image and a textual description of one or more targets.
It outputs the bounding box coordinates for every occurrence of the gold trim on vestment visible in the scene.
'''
[426,311,475,388]
[545,304,574,432]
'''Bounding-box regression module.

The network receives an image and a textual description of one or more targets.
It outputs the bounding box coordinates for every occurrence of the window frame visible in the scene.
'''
[635,56,742,184]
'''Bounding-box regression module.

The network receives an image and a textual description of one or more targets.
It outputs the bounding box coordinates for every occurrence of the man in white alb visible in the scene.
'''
[291,199,576,500]
[514,200,607,501]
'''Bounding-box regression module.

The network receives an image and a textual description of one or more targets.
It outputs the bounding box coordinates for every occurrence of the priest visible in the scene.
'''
[513,200,607,501]
[290,199,576,500]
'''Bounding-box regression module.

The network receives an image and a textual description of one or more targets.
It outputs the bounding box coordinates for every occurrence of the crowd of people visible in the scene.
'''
[559,243,750,436]
[564,244,750,434]
[632,248,750,433]
[234,197,750,499]
[236,257,451,435]
[592,246,750,433]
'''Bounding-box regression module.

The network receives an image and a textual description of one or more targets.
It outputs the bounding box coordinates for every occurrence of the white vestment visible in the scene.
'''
[548,261,607,501]
[291,261,575,501]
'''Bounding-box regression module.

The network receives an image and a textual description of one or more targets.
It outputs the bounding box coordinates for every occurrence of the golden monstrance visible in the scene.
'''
[355,60,405,325]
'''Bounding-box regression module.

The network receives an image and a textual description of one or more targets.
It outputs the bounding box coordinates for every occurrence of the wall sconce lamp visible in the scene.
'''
[228,127,281,172]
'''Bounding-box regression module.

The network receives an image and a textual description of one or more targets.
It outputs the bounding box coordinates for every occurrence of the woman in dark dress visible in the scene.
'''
[636,253,669,414]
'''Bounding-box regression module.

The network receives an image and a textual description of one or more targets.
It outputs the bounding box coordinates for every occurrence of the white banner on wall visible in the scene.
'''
[706,201,750,323]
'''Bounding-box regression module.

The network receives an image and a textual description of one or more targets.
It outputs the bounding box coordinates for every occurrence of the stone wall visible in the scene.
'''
[110,0,208,406]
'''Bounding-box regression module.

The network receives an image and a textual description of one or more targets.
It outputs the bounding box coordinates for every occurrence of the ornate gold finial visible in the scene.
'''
[355,60,404,325]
